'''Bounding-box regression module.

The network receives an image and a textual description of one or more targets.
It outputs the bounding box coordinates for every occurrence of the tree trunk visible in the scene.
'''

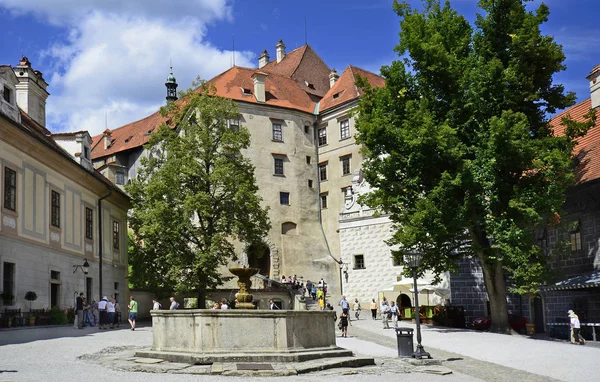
[479,255,511,334]
[197,288,207,309]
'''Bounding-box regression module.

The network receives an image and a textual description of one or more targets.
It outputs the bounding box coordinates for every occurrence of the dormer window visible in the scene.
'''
[333,92,340,100]
[83,146,90,160]
[242,88,252,95]
[3,85,11,103]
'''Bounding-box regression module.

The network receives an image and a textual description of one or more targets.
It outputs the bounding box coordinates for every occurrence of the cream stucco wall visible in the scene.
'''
[0,135,128,310]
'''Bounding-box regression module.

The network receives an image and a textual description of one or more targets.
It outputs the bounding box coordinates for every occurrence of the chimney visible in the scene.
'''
[329,69,339,88]
[276,40,286,63]
[252,71,267,103]
[103,129,112,150]
[13,56,49,127]
[258,50,270,68]
[587,64,600,110]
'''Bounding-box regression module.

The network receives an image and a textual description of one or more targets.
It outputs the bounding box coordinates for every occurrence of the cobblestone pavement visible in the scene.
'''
[347,316,600,382]
[0,322,475,381]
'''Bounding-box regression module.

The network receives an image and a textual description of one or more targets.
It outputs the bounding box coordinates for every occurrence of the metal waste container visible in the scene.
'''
[395,327,414,357]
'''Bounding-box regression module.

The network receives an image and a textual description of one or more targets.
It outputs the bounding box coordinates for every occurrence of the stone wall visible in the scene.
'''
[450,257,529,321]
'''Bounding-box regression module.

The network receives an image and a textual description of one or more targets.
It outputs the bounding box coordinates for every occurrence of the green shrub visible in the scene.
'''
[49,307,68,325]
[66,307,75,323]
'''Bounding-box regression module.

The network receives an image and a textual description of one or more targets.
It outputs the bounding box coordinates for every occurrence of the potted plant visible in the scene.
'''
[25,291,38,325]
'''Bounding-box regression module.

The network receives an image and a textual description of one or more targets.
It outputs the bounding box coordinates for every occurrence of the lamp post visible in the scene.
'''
[404,251,431,359]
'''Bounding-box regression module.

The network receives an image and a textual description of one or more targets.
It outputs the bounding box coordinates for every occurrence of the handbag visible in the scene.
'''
[338,321,342,330]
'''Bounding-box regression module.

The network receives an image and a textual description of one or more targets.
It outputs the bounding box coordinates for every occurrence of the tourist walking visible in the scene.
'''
[353,298,361,320]
[220,299,229,309]
[107,297,116,329]
[169,297,179,310]
[152,298,162,310]
[82,298,94,327]
[311,285,317,300]
[381,300,391,329]
[390,301,399,328]
[128,296,138,331]
[97,296,108,330]
[339,310,349,337]
[269,299,279,310]
[569,310,586,345]
[370,298,378,320]
[306,280,312,297]
[90,299,98,326]
[74,292,84,329]
[339,295,350,315]
[113,296,120,327]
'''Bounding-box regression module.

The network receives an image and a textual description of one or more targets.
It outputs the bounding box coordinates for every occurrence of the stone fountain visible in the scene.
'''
[229,251,260,309]
[136,251,374,370]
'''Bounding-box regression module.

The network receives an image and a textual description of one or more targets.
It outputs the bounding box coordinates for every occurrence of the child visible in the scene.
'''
[318,295,325,310]
[339,311,349,337]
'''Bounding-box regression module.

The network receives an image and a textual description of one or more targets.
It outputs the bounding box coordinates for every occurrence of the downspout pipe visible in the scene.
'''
[98,188,112,300]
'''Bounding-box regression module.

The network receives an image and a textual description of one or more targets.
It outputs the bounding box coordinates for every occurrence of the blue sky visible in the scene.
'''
[1,0,599,135]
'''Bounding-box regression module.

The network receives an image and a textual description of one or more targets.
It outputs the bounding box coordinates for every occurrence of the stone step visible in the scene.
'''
[295,356,376,374]
[135,348,355,364]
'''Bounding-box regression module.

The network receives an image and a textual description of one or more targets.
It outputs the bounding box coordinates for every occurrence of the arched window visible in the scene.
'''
[281,222,297,235]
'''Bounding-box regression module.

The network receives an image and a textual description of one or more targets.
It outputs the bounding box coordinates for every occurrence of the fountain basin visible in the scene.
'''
[139,309,340,363]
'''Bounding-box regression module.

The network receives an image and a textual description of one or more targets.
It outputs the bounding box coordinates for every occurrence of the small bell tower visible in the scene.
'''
[165,66,178,102]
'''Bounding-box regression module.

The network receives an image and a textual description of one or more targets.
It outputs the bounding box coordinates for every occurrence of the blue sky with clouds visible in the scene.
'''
[1,0,599,135]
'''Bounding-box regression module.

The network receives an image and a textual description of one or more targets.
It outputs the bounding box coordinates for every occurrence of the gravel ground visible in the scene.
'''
[349,317,600,382]
[0,322,476,382]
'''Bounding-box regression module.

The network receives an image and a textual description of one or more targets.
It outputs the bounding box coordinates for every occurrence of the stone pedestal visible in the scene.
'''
[139,309,343,363]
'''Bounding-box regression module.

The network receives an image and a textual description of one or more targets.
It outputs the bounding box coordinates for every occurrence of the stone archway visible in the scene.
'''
[262,237,280,280]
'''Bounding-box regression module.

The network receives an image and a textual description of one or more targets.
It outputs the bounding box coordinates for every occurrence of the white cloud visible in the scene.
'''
[0,0,256,135]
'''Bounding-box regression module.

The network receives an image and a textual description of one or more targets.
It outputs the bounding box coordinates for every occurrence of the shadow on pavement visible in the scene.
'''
[0,320,151,346]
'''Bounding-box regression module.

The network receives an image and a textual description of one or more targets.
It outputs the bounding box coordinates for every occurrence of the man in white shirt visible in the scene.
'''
[389,301,399,328]
[380,300,390,329]
[152,298,161,310]
[269,299,279,310]
[220,299,229,310]
[97,296,108,330]
[569,309,586,345]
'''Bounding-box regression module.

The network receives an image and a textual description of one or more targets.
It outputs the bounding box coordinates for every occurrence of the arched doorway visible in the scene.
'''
[532,293,545,333]
[397,294,412,318]
[247,242,271,278]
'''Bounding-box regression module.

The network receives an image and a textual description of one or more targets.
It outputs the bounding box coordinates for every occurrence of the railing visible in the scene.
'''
[340,209,385,221]
[547,322,600,341]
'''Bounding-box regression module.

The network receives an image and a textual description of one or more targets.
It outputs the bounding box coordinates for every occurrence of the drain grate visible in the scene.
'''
[236,363,274,371]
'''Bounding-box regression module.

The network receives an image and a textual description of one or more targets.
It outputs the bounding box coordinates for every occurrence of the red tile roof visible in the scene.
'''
[320,65,385,112]
[549,98,600,184]
[261,45,331,97]
[91,111,167,160]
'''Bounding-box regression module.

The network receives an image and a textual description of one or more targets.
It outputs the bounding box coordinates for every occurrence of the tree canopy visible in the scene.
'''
[127,80,270,307]
[355,0,596,332]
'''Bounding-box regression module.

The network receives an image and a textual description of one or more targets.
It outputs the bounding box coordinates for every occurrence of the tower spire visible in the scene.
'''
[165,65,178,102]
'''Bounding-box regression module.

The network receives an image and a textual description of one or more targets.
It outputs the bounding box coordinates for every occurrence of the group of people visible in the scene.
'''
[74,293,138,331]
[335,296,362,337]
[378,297,401,329]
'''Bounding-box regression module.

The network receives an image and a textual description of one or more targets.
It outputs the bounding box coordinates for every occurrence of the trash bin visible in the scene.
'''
[395,327,414,358]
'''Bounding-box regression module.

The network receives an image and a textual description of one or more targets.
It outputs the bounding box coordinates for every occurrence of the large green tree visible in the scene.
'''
[356,0,595,333]
[127,80,270,308]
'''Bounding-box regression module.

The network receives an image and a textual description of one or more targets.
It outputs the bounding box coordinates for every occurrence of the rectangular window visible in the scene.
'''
[3,167,16,211]
[340,119,350,140]
[272,123,283,141]
[2,262,15,305]
[51,270,60,280]
[304,125,310,134]
[354,255,365,270]
[319,163,328,182]
[229,118,240,132]
[306,156,311,164]
[318,127,327,146]
[569,220,582,251]
[280,192,290,206]
[113,221,120,250]
[116,171,125,185]
[274,158,284,176]
[83,146,90,160]
[51,190,60,228]
[341,156,351,176]
[308,179,313,188]
[320,193,328,209]
[3,86,11,103]
[85,207,93,240]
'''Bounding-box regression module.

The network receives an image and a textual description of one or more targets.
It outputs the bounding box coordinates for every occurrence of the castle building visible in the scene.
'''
[89,42,384,298]
[0,58,130,313]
